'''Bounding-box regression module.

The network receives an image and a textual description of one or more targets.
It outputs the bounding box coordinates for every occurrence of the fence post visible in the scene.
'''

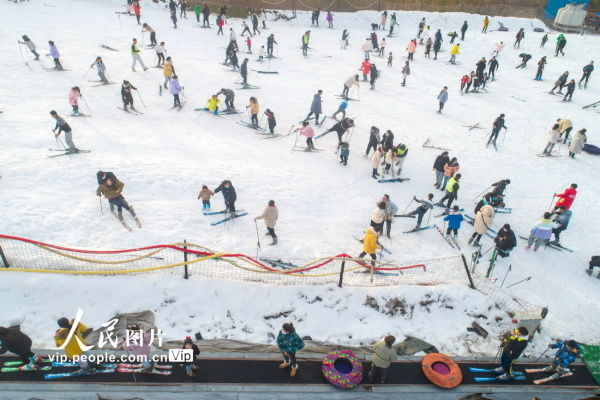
[183,239,189,279]
[338,260,346,288]
[0,245,9,268]
[461,254,476,289]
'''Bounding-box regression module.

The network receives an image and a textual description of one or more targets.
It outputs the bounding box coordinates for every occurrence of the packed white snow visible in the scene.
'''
[0,0,599,355]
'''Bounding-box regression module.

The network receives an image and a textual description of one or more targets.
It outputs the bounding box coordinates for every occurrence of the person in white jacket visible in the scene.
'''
[493,41,505,56]
[541,123,561,155]
[370,202,387,234]
[255,200,279,245]
[369,335,397,383]
[342,74,359,98]
[371,148,383,179]
[362,39,373,59]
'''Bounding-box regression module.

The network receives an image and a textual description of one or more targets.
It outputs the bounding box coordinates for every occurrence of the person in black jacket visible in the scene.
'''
[365,126,380,156]
[97,171,118,212]
[460,21,468,41]
[494,224,516,257]
[121,80,138,111]
[0,326,40,366]
[474,192,504,214]
[487,114,507,148]
[491,179,510,197]
[432,151,449,188]
[214,180,237,213]
[516,53,531,68]
[488,56,499,80]
[322,118,355,147]
[240,58,249,85]
[182,336,200,377]
[437,173,461,209]
[494,327,529,380]
[381,130,394,151]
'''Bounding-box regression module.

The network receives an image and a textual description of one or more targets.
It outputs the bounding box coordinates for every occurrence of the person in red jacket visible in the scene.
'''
[460,74,470,94]
[132,0,141,25]
[360,59,371,81]
[554,183,577,211]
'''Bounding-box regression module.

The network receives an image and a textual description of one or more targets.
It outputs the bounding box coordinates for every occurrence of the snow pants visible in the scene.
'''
[369,363,388,382]
[131,54,147,70]
[282,351,298,368]
[435,170,444,187]
[109,196,136,217]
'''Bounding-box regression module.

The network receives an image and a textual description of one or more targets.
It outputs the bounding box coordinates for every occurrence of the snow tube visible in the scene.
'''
[421,353,462,389]
[533,27,545,32]
[498,27,509,31]
[583,144,600,155]
[322,350,363,389]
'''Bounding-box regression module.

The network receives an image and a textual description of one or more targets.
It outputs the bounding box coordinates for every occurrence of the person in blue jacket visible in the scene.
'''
[538,340,580,380]
[550,207,572,245]
[443,205,463,239]
[332,99,348,120]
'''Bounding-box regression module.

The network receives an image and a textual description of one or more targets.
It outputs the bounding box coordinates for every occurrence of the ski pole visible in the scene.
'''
[136,90,146,109]
[500,264,511,287]
[80,95,92,114]
[402,198,414,213]
[502,128,508,145]
[534,346,552,362]
[17,41,25,63]
[426,208,433,225]
[99,196,104,214]
[254,219,261,258]
[548,193,556,212]
[505,276,532,289]
[56,135,72,158]
[82,67,92,79]
[472,185,492,202]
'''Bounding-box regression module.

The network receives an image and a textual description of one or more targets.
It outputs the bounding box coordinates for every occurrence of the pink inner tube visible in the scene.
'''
[431,361,451,375]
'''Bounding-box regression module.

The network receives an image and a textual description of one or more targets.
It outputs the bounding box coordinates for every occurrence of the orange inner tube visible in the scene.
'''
[421,353,463,389]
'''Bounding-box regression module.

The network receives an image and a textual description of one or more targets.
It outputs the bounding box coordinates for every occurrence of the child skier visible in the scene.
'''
[246,96,259,126]
[68,87,82,116]
[297,121,315,151]
[245,37,252,54]
[276,322,305,377]
[387,52,393,67]
[332,98,348,120]
[493,327,529,381]
[182,337,200,377]
[264,108,276,134]
[18,35,40,60]
[170,75,182,108]
[541,124,561,155]
[340,142,350,165]
[530,340,581,384]
[91,56,109,84]
[206,94,221,114]
[48,40,62,69]
[443,205,463,239]
[197,185,214,209]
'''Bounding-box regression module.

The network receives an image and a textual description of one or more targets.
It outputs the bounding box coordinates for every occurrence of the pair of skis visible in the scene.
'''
[48,148,92,158]
[402,224,436,234]
[378,178,410,183]
[436,226,461,249]
[204,209,248,226]
[112,211,141,231]
[469,367,526,383]
[117,106,144,115]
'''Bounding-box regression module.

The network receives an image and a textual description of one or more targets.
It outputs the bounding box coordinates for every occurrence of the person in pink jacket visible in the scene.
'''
[122,324,153,372]
[407,39,417,61]
[297,121,315,151]
[68,87,82,116]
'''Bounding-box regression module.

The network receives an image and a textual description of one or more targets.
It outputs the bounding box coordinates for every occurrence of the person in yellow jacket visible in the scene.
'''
[54,317,95,373]
[449,43,460,64]
[206,94,221,114]
[482,16,490,33]
[358,226,380,266]
[246,96,260,126]
[163,57,175,89]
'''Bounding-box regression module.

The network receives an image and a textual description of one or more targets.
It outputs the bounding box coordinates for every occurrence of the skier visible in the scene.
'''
[332,98,348,120]
[122,324,154,372]
[535,56,547,80]
[554,184,578,210]
[311,8,320,26]
[443,205,464,239]
[240,58,249,85]
[68,87,82,116]
[490,179,511,197]
[360,58,371,81]
[121,80,138,111]
[557,118,573,144]
[322,118,355,147]
[562,79,575,102]
[359,226,380,264]
[525,212,556,251]
[370,201,387,234]
[406,39,416,61]
[370,63,379,90]
[245,36,252,54]
[305,90,323,125]
[468,204,494,246]
[50,111,79,153]
[155,42,166,67]
[276,322,305,377]
[90,56,109,84]
[170,75,182,108]
[130,38,148,71]
[342,74,359,98]
[494,224,517,257]
[202,3,210,27]
[297,121,315,151]
[433,151,449,188]
[388,52,393,67]
[405,194,435,230]
[424,37,432,58]
[579,61,594,89]
[389,12,397,36]
[382,147,396,177]
[163,56,174,88]
[542,124,561,155]
[365,126,380,156]
[460,21,468,41]
[182,337,200,377]
[514,28,525,48]
[326,11,333,28]
[433,29,442,60]
[229,28,237,43]
[493,327,529,381]
[0,326,41,368]
[441,157,459,190]
[255,200,278,245]
[18,35,40,60]
[216,15,224,35]
[486,114,507,149]
[362,38,373,60]
[55,317,97,374]
[132,0,141,24]
[339,142,350,165]
[488,56,499,80]
[371,147,384,179]
[449,31,458,44]
[251,12,261,35]
[258,45,265,61]
[381,194,398,238]
[217,88,235,111]
[466,72,476,93]
[206,94,221,114]
[460,74,470,94]
[370,31,379,50]
[474,192,503,214]
[240,21,252,37]
[48,40,62,70]
[586,256,600,278]
[417,18,426,38]
[516,53,531,68]
[302,31,310,57]
[555,34,567,56]
[550,206,572,245]
[436,86,448,114]
[379,38,386,57]
[449,43,460,64]
[197,185,214,210]
[549,71,569,94]
[214,180,237,213]
[540,34,548,47]
[245,96,259,126]
[142,23,157,46]
[401,61,410,86]
[369,335,397,384]
[534,340,581,383]
[267,34,277,58]
[97,175,140,227]
[482,16,489,33]
[437,173,461,210]
[264,108,276,134]
[194,3,201,22]
[492,41,505,56]
[341,29,349,49]
[568,129,586,158]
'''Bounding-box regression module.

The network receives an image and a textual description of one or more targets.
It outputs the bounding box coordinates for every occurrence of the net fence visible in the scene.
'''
[0,234,541,314]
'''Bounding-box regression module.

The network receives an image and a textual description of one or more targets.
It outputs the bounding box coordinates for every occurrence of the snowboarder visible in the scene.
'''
[322,118,355,147]
[332,98,348,120]
[276,323,304,377]
[449,43,460,64]
[182,337,200,377]
[121,80,138,111]
[68,87,82,116]
[468,204,494,246]
[48,40,62,70]
[460,21,468,40]
[240,58,249,85]
[579,61,594,89]
[305,90,323,124]
[214,180,237,213]
[97,176,140,227]
[368,335,397,384]
[568,130,586,158]
[433,151,449,188]
[297,121,315,151]
[245,96,259,126]
[401,61,410,86]
[50,111,79,153]
[550,206,572,244]
[540,34,548,47]
[488,56,499,80]
[542,124,561,155]
[342,74,359,98]
[562,79,575,102]
[197,185,213,210]
[554,184,578,210]
[264,108,276,134]
[486,114,507,148]
[366,126,380,156]
[437,173,461,209]
[405,194,435,229]
[514,28,525,47]
[0,326,41,368]
[494,224,516,257]
[493,327,529,381]
[535,56,547,80]
[555,34,567,56]
[170,75,182,108]
[90,56,109,84]
[255,200,278,245]
[516,53,531,68]
[217,88,235,111]
[18,35,39,60]
[339,142,350,165]
[482,16,489,33]
[130,38,147,71]
[359,226,380,264]
[382,194,398,238]
[370,63,379,89]
[55,317,97,374]
[443,205,464,238]
[437,86,448,113]
[155,42,166,67]
[142,23,157,46]
[525,212,556,251]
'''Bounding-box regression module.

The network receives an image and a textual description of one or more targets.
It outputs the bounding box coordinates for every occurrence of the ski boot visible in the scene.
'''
[279,362,290,369]
[290,366,298,377]
[271,237,278,246]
